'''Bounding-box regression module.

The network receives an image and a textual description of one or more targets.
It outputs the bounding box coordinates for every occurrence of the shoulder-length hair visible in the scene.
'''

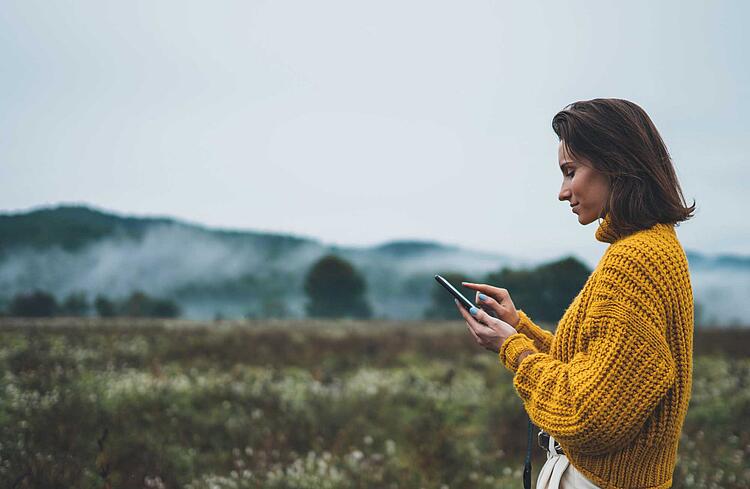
[552,98,695,238]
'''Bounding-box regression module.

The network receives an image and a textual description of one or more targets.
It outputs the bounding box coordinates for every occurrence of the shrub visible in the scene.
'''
[61,292,89,316]
[485,256,591,324]
[304,255,371,319]
[94,295,117,318]
[8,290,58,317]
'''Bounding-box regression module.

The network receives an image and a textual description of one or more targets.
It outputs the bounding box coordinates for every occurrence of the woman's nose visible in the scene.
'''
[559,183,571,201]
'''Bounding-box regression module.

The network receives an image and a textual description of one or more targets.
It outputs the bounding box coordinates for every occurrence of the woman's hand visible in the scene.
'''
[461,282,521,327]
[455,300,518,353]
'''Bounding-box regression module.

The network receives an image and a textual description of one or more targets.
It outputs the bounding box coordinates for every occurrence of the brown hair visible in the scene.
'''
[552,98,695,238]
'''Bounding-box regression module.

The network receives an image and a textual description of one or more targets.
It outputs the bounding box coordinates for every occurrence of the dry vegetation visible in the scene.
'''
[1,318,748,488]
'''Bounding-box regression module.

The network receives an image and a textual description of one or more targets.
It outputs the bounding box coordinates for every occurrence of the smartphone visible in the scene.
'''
[434,275,476,312]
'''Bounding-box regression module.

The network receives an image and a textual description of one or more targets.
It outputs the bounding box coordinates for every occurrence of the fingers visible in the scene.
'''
[455,301,490,339]
[470,306,495,327]
[464,316,482,344]
[455,300,474,323]
[462,282,491,291]
[456,301,493,332]
[472,290,502,318]
[476,292,502,312]
[462,282,508,296]
[463,282,509,303]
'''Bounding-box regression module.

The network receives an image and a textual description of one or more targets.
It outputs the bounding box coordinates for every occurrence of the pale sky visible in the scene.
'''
[1,0,748,267]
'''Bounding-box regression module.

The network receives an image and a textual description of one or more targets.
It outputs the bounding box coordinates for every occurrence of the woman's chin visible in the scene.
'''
[577,212,596,225]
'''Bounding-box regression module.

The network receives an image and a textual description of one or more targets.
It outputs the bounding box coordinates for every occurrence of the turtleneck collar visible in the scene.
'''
[595,214,619,244]
[596,214,676,244]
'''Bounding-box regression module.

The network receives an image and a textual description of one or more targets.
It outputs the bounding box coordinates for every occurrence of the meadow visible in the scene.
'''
[0,318,748,489]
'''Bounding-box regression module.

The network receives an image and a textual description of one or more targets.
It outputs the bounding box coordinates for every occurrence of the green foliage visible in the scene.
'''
[93,292,180,318]
[174,273,261,301]
[424,272,474,319]
[7,289,180,319]
[148,298,180,318]
[0,320,748,488]
[304,255,371,319]
[94,295,116,318]
[485,256,591,324]
[0,205,314,257]
[121,291,181,318]
[122,291,151,317]
[422,258,591,323]
[61,292,89,316]
[8,290,58,317]
[0,205,152,253]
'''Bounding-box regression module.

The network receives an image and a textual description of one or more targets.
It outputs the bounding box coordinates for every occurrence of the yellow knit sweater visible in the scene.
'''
[499,217,693,489]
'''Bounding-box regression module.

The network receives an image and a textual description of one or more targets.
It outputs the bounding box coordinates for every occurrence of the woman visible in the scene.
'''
[456,98,694,489]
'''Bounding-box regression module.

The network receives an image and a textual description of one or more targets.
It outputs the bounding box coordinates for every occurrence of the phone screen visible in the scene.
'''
[434,275,476,311]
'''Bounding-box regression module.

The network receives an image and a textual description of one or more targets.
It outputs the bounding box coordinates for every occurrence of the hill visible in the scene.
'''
[0,205,518,320]
[0,205,747,325]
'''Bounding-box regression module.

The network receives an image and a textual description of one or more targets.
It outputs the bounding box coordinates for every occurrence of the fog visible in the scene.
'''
[1,222,747,325]
[689,267,750,327]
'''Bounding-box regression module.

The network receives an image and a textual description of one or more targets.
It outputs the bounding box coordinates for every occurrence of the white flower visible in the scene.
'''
[385,439,396,455]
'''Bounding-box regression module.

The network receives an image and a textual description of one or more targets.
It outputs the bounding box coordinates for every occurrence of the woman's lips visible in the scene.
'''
[572,205,579,213]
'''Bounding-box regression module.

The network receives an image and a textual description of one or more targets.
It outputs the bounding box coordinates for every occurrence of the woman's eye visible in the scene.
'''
[566,171,575,178]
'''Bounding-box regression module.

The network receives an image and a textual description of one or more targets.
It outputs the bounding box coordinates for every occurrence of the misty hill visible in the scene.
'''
[686,251,750,270]
[0,205,521,320]
[0,206,312,256]
[0,205,748,325]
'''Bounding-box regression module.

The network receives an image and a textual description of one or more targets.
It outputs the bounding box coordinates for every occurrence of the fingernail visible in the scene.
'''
[478,293,488,302]
[469,307,478,316]
[454,299,459,305]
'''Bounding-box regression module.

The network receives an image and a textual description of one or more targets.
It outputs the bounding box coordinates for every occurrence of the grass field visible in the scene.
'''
[1,318,749,489]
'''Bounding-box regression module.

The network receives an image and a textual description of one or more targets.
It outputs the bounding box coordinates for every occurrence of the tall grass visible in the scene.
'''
[1,319,748,488]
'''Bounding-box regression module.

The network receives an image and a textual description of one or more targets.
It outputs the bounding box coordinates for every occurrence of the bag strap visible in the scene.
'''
[523,415,533,489]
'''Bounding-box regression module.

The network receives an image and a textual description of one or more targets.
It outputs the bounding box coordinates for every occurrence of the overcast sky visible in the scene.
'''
[1,0,748,266]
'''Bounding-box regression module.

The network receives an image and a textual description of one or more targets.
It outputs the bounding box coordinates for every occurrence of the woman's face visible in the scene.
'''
[557,141,610,225]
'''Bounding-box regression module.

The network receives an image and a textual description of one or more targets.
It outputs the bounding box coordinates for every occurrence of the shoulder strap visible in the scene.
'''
[524,416,533,489]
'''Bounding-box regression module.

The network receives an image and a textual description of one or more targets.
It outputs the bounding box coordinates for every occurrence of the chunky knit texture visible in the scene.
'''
[498,217,693,489]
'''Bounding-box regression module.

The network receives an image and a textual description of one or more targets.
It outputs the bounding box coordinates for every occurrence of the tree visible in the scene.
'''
[61,292,89,316]
[424,272,473,320]
[122,291,150,317]
[122,291,180,318]
[9,290,58,317]
[485,256,591,325]
[94,295,116,318]
[149,298,180,318]
[304,255,372,318]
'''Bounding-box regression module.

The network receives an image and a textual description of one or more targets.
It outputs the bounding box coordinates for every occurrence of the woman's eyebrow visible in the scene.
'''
[559,160,574,172]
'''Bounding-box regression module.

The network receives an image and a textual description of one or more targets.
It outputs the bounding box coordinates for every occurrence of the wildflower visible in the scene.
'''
[385,439,396,455]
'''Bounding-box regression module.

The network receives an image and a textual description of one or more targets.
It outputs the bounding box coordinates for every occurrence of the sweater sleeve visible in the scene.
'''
[507,251,677,456]
[514,310,554,353]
